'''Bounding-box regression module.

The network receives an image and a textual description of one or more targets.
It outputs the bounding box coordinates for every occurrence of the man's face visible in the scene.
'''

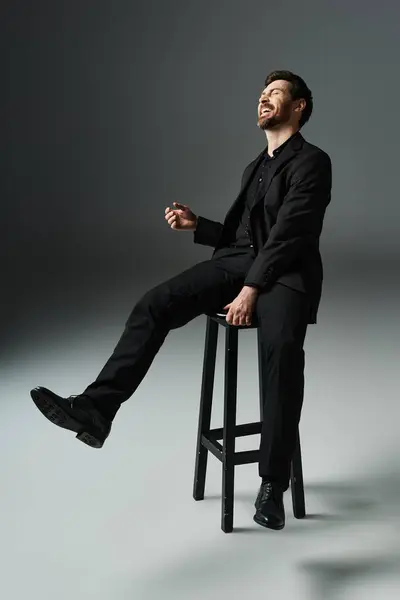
[257,79,299,130]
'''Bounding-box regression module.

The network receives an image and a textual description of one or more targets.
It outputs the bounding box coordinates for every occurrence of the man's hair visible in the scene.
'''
[264,70,313,128]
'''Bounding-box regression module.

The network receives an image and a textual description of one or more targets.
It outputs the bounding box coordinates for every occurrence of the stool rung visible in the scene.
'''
[201,433,261,466]
[201,434,223,461]
[209,421,262,440]
[234,449,260,465]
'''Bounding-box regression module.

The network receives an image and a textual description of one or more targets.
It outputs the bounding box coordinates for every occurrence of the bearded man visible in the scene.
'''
[31,70,332,531]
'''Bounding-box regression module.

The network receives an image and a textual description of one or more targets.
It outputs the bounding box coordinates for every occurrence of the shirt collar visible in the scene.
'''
[265,131,299,159]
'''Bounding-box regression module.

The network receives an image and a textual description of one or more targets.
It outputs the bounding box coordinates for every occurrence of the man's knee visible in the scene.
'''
[126,283,171,326]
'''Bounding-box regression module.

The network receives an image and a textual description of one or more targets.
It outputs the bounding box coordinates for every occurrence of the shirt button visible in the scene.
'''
[258,177,263,182]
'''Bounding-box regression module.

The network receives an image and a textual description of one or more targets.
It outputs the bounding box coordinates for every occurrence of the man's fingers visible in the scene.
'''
[165,206,181,217]
[227,312,252,327]
[165,206,176,215]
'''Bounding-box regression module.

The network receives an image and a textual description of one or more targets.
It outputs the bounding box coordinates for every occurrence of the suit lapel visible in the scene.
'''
[220,132,304,232]
[250,132,304,214]
[222,146,267,224]
[240,147,267,193]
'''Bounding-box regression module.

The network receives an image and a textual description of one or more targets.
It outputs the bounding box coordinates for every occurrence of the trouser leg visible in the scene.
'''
[82,256,249,420]
[255,283,310,491]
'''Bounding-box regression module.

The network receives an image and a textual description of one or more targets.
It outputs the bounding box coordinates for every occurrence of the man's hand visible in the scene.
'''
[165,202,198,231]
[223,286,259,326]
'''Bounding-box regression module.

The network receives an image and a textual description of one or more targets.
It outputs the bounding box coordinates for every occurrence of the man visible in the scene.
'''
[31,70,332,531]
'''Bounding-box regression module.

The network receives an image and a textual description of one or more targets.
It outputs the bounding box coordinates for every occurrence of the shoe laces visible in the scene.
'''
[68,394,91,408]
[260,481,273,502]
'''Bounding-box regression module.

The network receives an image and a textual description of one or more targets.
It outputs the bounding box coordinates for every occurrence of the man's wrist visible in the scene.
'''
[243,284,260,294]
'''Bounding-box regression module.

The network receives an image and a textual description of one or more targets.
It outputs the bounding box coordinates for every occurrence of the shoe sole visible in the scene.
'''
[30,387,104,449]
[253,512,285,530]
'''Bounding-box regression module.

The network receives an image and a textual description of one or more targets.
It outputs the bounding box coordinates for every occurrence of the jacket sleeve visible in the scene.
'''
[193,215,224,248]
[244,151,332,290]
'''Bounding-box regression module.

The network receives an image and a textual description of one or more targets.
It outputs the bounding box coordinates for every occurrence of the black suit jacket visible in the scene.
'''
[193,132,332,324]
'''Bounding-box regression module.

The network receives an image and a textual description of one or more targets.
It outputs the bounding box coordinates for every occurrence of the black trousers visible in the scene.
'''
[83,249,311,490]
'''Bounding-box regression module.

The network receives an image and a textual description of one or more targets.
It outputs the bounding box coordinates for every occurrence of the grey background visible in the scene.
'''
[2,1,400,599]
[3,0,399,353]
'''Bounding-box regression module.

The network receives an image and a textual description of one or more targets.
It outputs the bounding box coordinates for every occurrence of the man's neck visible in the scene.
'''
[264,125,300,157]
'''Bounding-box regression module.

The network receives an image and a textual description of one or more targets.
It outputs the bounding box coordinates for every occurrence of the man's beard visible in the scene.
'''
[258,115,281,130]
[257,103,292,130]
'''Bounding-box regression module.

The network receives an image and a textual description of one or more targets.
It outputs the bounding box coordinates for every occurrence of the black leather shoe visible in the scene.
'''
[30,386,111,448]
[253,481,285,530]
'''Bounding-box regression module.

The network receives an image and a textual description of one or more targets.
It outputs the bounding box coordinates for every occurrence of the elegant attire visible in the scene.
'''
[77,131,332,491]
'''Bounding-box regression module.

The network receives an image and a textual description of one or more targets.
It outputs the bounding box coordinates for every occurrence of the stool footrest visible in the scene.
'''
[201,434,223,461]
[201,432,261,466]
[234,450,260,465]
[209,421,262,440]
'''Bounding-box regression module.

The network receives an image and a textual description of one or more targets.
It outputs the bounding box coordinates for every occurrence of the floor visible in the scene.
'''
[2,274,400,600]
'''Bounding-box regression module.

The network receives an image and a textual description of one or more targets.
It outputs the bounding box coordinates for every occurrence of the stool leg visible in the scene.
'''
[193,317,219,501]
[290,430,306,518]
[257,328,264,421]
[221,325,238,533]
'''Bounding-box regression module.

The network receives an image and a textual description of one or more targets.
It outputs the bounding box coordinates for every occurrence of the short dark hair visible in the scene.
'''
[264,70,313,128]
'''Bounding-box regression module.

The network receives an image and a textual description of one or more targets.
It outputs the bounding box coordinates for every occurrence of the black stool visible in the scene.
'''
[193,311,306,533]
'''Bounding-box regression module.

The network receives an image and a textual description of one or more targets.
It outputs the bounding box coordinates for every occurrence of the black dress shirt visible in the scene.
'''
[231,134,295,251]
[223,134,296,289]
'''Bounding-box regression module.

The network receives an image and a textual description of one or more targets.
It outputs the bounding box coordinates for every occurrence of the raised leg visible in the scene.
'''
[290,430,306,518]
[193,317,219,501]
[81,258,237,418]
[221,325,238,533]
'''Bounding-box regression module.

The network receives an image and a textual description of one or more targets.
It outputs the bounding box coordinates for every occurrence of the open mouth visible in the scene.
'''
[260,108,273,116]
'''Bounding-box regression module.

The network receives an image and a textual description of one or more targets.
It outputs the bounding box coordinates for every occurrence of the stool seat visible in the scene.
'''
[193,311,306,533]
[207,310,260,329]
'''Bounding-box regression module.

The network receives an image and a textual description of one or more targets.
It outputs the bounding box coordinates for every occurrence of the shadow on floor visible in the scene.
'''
[125,465,400,599]
[297,469,400,599]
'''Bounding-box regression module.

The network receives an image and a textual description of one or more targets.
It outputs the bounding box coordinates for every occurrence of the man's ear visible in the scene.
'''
[294,98,306,114]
